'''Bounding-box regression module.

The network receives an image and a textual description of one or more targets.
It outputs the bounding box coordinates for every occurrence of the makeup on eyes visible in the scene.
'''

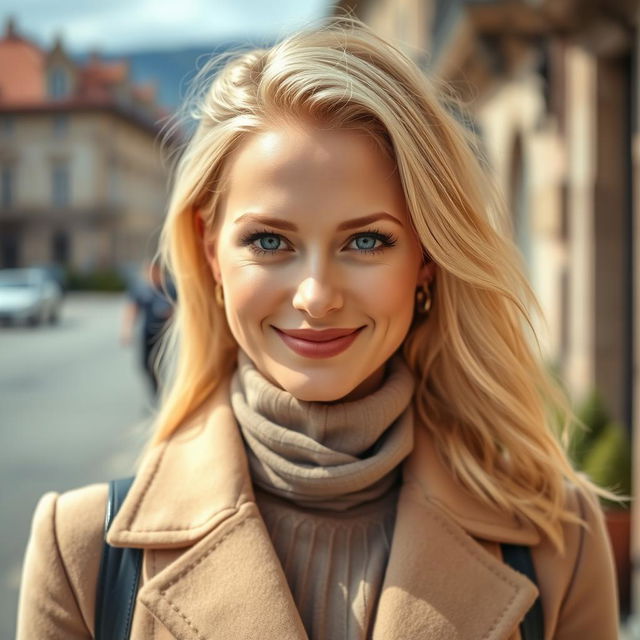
[238,226,399,257]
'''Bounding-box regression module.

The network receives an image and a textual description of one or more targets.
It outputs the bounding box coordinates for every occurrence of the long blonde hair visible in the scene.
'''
[151,18,622,554]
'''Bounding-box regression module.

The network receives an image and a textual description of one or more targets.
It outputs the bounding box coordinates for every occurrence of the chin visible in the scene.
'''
[281,380,356,403]
[268,367,360,403]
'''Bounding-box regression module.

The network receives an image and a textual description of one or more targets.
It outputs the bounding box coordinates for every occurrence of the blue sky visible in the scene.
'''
[2,0,335,53]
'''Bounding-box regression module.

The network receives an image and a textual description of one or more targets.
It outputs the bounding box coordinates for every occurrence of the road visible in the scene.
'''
[0,293,154,637]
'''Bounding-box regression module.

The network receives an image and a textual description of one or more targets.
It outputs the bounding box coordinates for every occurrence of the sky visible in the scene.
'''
[2,0,335,53]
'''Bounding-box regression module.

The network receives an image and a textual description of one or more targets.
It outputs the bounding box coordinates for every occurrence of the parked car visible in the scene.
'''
[0,267,63,326]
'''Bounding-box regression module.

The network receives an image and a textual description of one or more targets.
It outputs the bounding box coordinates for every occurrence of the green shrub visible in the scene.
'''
[581,421,632,510]
[567,388,632,510]
[568,389,611,469]
[66,268,126,292]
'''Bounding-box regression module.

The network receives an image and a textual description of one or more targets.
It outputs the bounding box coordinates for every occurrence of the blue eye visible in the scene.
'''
[352,228,399,253]
[257,235,282,252]
[353,236,378,252]
[239,231,285,255]
[239,227,397,256]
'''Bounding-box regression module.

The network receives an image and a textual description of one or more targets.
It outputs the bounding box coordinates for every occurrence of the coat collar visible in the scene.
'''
[108,378,540,639]
[108,379,255,549]
[108,378,540,549]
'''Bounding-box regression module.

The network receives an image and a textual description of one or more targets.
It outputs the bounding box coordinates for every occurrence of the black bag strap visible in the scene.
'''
[95,476,142,640]
[501,543,545,640]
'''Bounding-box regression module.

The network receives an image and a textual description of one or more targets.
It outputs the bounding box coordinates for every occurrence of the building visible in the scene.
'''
[0,17,175,273]
[335,0,639,621]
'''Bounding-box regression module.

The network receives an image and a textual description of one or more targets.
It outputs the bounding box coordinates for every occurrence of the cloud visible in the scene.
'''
[2,0,332,52]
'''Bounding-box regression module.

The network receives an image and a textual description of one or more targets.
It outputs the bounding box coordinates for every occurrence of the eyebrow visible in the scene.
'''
[233,212,404,231]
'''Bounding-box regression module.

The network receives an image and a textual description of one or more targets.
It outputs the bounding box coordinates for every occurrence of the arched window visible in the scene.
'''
[48,68,69,100]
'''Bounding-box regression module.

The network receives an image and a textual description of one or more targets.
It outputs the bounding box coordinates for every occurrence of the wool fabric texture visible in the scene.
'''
[230,348,416,639]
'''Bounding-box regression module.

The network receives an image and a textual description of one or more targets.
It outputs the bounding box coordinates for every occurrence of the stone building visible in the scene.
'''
[0,17,175,273]
[335,0,639,621]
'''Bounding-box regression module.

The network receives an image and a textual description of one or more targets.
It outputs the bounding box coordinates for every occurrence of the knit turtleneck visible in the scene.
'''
[229,349,416,639]
[230,348,415,510]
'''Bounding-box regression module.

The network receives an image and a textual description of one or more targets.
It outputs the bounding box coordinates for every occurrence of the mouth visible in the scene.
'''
[273,326,365,358]
[275,326,365,342]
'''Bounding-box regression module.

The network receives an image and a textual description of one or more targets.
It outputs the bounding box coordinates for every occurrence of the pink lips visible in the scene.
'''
[274,326,365,358]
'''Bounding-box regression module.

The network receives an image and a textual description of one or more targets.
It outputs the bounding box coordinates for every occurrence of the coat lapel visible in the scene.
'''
[372,482,538,639]
[137,503,307,639]
[371,423,541,639]
[107,382,541,639]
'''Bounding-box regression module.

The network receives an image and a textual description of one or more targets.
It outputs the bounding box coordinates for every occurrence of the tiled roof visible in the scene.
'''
[0,33,46,104]
[0,18,161,123]
[81,58,129,85]
[132,83,156,103]
[76,60,129,101]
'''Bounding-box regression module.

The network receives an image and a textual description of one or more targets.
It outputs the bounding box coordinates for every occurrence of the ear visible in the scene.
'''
[417,257,437,288]
[196,209,221,283]
[194,209,205,238]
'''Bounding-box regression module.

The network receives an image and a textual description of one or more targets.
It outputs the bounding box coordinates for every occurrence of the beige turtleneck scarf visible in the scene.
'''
[230,349,416,639]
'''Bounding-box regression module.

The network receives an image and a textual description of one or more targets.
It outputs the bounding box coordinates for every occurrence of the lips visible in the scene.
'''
[274,326,365,358]
[276,327,363,342]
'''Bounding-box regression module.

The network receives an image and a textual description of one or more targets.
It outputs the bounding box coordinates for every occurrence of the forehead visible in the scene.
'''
[218,122,408,224]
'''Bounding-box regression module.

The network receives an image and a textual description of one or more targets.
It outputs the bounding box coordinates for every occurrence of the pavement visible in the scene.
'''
[0,292,152,636]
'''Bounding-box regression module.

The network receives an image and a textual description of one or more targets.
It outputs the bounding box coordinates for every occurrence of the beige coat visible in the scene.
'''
[17,379,619,639]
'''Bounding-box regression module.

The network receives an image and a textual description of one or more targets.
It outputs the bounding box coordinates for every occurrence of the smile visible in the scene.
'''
[274,326,365,359]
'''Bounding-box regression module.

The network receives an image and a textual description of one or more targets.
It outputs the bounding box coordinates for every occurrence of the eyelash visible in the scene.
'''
[239,227,398,257]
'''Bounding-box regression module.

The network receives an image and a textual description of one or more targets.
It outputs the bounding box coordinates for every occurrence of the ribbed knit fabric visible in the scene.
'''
[230,348,416,639]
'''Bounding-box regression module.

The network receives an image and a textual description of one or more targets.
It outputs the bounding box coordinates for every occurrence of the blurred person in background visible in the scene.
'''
[120,260,176,396]
[16,18,623,640]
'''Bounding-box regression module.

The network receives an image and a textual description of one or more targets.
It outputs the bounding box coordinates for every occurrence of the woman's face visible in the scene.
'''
[204,120,435,402]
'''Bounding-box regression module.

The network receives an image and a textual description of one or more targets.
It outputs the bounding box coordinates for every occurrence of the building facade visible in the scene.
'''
[335,0,639,621]
[0,18,175,273]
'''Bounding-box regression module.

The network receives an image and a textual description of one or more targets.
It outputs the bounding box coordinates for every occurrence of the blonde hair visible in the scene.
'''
[151,17,623,554]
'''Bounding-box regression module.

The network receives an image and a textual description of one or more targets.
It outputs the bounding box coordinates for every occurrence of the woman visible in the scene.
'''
[17,19,621,639]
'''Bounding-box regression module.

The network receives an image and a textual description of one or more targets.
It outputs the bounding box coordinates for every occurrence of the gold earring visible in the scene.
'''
[415,284,432,316]
[215,282,224,307]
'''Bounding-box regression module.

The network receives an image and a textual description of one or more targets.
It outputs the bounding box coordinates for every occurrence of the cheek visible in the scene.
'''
[358,259,418,318]
[368,274,415,318]
[213,231,277,319]
[223,267,280,323]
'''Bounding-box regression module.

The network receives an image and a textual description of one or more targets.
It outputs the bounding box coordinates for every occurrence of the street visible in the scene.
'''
[0,292,153,636]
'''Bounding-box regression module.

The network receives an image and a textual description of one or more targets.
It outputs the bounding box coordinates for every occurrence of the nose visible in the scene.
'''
[292,275,344,318]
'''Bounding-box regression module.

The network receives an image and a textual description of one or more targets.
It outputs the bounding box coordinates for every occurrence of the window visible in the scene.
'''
[1,116,15,136]
[52,230,70,265]
[0,233,19,268]
[52,161,70,207]
[53,114,69,137]
[48,68,69,100]
[1,165,13,208]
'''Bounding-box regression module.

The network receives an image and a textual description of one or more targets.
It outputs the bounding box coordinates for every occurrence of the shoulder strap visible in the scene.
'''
[95,477,143,640]
[500,543,545,640]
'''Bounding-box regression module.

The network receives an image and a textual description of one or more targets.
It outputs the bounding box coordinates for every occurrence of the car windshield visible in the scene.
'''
[0,270,43,288]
